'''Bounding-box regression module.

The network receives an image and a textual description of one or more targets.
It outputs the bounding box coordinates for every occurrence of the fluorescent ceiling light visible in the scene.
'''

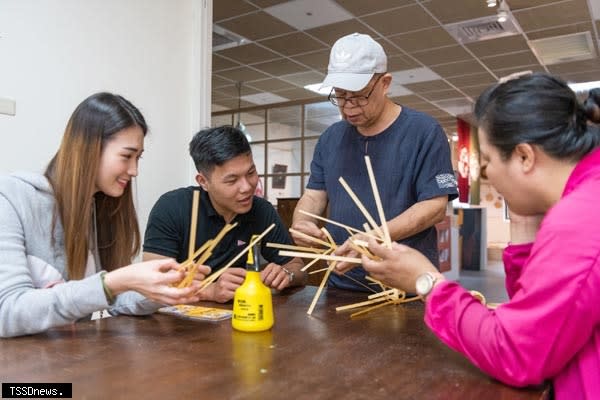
[304,83,330,95]
[568,80,600,93]
[497,10,507,22]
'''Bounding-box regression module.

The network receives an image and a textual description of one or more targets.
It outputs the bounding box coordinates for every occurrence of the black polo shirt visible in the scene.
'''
[143,186,292,269]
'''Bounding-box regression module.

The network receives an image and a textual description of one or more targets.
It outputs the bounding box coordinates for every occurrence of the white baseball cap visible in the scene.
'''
[321,33,387,92]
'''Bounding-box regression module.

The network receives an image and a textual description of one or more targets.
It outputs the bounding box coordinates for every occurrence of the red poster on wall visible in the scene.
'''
[457,118,470,203]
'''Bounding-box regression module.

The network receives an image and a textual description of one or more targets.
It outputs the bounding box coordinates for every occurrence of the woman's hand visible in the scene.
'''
[362,239,439,293]
[104,259,201,305]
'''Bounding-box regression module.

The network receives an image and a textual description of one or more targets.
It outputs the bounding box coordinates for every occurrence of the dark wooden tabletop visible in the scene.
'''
[0,287,547,400]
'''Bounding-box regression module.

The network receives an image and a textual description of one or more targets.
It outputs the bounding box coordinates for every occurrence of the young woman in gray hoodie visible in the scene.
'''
[0,93,209,337]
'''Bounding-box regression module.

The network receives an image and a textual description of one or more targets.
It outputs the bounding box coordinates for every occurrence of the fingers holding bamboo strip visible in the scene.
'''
[298,209,383,242]
[320,227,336,249]
[348,240,375,260]
[289,228,332,248]
[196,224,275,293]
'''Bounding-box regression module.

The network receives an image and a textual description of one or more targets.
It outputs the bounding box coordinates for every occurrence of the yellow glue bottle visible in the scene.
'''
[232,240,274,332]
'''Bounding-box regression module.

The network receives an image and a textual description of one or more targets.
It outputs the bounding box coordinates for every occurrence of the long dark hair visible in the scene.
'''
[474,73,600,161]
[45,93,147,279]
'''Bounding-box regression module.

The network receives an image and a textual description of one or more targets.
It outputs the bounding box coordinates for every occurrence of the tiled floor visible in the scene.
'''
[458,259,508,303]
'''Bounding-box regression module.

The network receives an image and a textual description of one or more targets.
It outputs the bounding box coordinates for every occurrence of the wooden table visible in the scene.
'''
[0,287,547,399]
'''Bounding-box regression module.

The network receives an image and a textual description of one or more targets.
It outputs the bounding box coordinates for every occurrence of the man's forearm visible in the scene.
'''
[386,196,447,241]
[292,190,328,225]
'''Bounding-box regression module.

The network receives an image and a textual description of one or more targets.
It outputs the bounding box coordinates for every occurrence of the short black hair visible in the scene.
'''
[474,73,600,162]
[189,125,251,176]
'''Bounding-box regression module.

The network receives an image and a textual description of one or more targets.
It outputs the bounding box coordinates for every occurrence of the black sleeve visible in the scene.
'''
[143,192,187,261]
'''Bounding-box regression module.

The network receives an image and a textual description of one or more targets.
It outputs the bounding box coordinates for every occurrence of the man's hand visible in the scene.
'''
[290,220,327,247]
[191,263,211,283]
[332,239,361,274]
[362,239,440,293]
[261,263,293,291]
[203,268,246,303]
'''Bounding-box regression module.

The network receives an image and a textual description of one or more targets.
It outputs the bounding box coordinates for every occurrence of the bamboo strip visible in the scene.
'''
[338,177,384,239]
[188,190,200,260]
[196,224,275,293]
[348,241,373,259]
[364,156,392,249]
[350,299,397,318]
[265,242,326,254]
[308,267,329,275]
[289,228,332,248]
[335,296,389,311]
[339,272,379,293]
[278,250,361,265]
[297,209,382,242]
[300,248,333,272]
[321,227,336,249]
[352,239,369,248]
[300,249,333,272]
[307,262,336,315]
[177,239,212,271]
[177,223,238,288]
[367,288,398,300]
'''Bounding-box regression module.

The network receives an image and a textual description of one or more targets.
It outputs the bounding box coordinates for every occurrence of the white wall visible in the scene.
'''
[0,0,212,239]
[479,182,510,244]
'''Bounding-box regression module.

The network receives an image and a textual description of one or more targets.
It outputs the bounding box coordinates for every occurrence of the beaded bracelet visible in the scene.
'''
[100,271,115,305]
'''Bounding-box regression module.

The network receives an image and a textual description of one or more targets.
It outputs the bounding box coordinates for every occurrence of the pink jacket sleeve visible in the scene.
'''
[424,222,600,387]
[502,242,533,299]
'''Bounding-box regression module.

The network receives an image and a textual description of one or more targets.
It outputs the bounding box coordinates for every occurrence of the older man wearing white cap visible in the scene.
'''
[291,33,458,292]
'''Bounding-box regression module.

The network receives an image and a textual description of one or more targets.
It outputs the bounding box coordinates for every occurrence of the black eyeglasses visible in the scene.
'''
[328,74,385,107]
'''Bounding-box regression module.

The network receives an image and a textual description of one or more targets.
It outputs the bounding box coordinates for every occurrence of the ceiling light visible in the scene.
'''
[486,0,497,7]
[497,0,509,22]
[568,80,600,93]
[304,83,331,95]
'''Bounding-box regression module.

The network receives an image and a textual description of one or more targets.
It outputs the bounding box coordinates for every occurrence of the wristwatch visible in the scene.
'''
[415,272,440,297]
[282,267,294,284]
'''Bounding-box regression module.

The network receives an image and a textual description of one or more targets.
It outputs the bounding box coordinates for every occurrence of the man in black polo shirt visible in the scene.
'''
[143,126,305,303]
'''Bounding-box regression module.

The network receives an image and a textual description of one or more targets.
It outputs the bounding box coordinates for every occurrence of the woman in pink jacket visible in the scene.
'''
[362,73,600,399]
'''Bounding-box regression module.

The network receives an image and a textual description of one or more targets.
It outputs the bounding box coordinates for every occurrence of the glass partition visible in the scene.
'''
[268,106,301,140]
[212,100,335,205]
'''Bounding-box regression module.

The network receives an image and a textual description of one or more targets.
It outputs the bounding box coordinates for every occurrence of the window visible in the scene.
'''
[211,100,341,205]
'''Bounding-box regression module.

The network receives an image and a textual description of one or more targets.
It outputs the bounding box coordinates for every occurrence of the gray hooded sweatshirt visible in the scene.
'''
[0,172,159,337]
